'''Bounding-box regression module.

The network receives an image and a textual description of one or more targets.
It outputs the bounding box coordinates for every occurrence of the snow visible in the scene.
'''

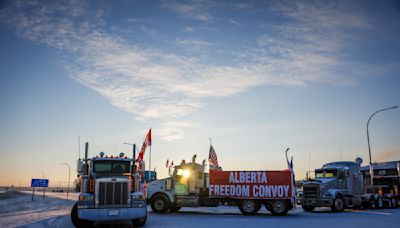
[0,190,399,227]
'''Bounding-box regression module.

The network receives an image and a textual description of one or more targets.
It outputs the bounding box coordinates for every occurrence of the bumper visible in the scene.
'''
[78,206,147,221]
[297,198,333,207]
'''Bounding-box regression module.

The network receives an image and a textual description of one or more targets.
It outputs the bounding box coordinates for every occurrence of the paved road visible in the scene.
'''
[1,191,399,227]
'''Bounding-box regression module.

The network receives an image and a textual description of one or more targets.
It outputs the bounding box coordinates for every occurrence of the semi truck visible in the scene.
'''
[147,155,295,216]
[297,157,399,212]
[70,143,147,227]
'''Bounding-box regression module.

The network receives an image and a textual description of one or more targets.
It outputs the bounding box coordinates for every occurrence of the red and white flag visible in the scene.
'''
[137,129,151,162]
[209,145,219,167]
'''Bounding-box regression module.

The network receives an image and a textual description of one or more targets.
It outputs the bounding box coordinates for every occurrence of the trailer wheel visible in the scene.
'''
[302,205,315,212]
[238,200,259,215]
[331,196,344,212]
[270,200,289,216]
[132,214,147,227]
[71,202,94,228]
[151,194,170,213]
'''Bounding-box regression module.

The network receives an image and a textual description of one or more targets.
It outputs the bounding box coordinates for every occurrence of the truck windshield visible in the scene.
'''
[94,161,130,173]
[315,170,336,178]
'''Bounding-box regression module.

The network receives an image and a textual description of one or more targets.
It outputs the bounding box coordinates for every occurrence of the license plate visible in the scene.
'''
[108,209,119,216]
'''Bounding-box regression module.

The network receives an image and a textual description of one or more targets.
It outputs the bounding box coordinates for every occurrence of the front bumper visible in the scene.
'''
[297,198,333,207]
[78,206,147,221]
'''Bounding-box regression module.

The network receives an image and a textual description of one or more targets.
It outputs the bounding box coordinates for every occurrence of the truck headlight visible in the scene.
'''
[297,192,304,198]
[131,192,145,200]
[79,193,94,201]
[322,192,332,198]
[183,170,190,178]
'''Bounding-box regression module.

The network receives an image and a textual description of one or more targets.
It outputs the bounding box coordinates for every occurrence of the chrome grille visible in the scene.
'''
[98,181,129,207]
[304,185,319,198]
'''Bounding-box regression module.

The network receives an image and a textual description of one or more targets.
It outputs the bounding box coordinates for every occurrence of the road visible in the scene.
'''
[0,191,399,227]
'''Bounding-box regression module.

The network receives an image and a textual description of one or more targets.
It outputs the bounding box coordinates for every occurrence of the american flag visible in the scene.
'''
[208,145,219,167]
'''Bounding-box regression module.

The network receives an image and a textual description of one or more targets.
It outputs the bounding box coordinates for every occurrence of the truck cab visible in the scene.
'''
[297,158,364,212]
[71,143,147,227]
[147,155,211,213]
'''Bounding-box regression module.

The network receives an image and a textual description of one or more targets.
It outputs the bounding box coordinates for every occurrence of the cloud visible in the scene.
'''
[228,19,241,26]
[0,0,381,141]
[162,0,214,22]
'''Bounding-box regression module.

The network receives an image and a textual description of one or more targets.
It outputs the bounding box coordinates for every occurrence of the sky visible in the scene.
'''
[0,0,399,187]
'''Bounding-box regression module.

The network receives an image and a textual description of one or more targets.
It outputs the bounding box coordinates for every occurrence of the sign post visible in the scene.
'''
[31,179,49,200]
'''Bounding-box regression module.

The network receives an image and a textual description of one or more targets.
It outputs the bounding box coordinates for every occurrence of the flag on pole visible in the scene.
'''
[209,145,219,167]
[137,129,151,162]
[168,161,174,176]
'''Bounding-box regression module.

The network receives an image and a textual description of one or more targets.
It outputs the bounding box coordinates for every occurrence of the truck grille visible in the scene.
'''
[304,185,319,198]
[98,181,129,207]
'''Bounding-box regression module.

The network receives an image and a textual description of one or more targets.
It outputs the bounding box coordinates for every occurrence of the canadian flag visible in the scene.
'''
[137,129,151,162]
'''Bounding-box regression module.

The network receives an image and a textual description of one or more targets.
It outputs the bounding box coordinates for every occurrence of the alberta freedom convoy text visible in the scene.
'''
[209,171,291,198]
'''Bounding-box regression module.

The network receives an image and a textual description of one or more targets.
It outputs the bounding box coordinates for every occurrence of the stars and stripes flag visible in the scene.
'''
[209,145,219,167]
[137,129,151,162]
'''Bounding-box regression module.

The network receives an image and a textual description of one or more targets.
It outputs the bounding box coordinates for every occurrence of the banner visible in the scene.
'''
[209,170,292,199]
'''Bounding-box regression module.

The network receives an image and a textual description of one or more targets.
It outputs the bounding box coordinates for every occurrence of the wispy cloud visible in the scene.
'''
[0,0,380,141]
[229,19,241,26]
[161,0,214,22]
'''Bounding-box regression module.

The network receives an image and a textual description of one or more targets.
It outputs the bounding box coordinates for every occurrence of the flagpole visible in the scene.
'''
[149,144,152,171]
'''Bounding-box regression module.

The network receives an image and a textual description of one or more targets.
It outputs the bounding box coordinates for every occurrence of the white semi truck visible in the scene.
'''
[297,157,398,212]
[70,143,147,227]
[147,155,295,216]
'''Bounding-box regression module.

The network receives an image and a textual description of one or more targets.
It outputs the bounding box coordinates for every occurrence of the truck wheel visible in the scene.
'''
[151,194,170,213]
[331,196,344,212]
[238,200,260,215]
[270,200,289,216]
[302,205,315,212]
[132,215,147,227]
[71,202,94,228]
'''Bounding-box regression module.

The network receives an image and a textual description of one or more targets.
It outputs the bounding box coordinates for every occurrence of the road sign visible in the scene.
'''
[31,178,49,188]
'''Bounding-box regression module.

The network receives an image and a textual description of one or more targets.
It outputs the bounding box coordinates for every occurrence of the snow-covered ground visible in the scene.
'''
[0,190,399,227]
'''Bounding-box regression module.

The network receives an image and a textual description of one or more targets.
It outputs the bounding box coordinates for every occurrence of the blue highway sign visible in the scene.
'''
[31,178,49,187]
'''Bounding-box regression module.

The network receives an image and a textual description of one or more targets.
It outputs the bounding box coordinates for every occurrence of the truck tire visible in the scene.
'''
[132,215,147,227]
[331,196,345,212]
[302,205,315,212]
[270,200,289,216]
[71,202,94,228]
[151,194,170,213]
[238,200,260,215]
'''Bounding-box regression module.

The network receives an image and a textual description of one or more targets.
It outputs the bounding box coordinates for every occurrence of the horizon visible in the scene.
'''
[0,0,399,187]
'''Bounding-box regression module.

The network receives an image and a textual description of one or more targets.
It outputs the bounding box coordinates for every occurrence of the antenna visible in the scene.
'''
[308,153,311,174]
[78,136,81,160]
